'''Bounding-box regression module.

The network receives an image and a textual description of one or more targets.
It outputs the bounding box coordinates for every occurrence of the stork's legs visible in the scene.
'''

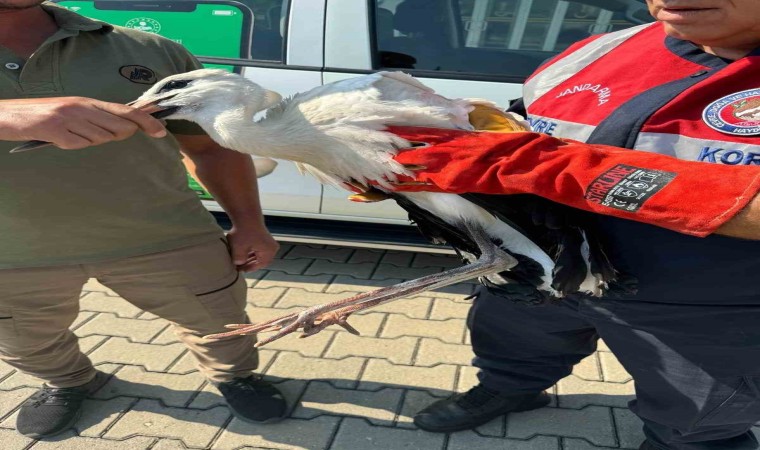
[204,222,518,346]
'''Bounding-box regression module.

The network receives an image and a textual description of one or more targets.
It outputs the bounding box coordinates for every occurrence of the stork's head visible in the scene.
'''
[131,69,282,125]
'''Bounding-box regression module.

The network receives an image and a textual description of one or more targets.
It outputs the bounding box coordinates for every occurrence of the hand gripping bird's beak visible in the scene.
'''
[8,94,179,154]
[126,93,180,119]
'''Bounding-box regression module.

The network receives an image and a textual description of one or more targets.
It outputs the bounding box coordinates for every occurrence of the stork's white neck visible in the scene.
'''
[202,107,317,162]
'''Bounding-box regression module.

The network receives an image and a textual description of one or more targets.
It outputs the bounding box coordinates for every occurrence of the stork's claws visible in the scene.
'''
[203,308,359,347]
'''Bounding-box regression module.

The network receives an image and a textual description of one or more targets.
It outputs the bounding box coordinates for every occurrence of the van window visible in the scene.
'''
[373,0,652,79]
[240,0,289,61]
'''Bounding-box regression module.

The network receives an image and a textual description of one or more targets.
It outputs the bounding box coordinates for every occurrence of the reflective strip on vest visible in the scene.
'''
[524,23,655,108]
[634,132,760,164]
[527,114,597,141]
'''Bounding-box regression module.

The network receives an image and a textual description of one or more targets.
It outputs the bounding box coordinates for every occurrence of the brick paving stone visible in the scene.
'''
[92,366,205,407]
[573,354,603,381]
[69,311,97,330]
[380,251,414,267]
[348,249,384,264]
[243,270,269,287]
[80,292,142,318]
[562,438,620,450]
[255,272,334,292]
[265,258,313,275]
[265,353,365,389]
[137,311,160,320]
[448,434,560,450]
[274,243,295,258]
[275,289,362,309]
[305,261,376,279]
[293,381,401,426]
[457,365,479,393]
[415,339,474,367]
[80,335,110,354]
[0,360,15,381]
[164,350,197,374]
[166,348,276,377]
[396,389,440,429]
[507,406,616,447]
[372,263,443,281]
[213,416,340,450]
[255,330,337,358]
[88,338,185,371]
[412,253,460,269]
[0,428,34,449]
[149,326,180,345]
[464,329,471,345]
[324,334,418,365]
[32,434,156,450]
[359,360,457,394]
[77,397,136,437]
[285,245,352,262]
[83,279,118,296]
[556,375,634,409]
[613,407,645,449]
[75,313,167,343]
[599,352,632,383]
[246,286,288,307]
[104,399,229,448]
[353,296,433,319]
[429,298,472,320]
[151,438,188,449]
[381,315,466,344]
[0,387,35,420]
[331,417,446,450]
[598,340,611,352]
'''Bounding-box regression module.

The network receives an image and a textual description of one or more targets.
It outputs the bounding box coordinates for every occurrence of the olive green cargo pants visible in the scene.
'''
[0,239,257,387]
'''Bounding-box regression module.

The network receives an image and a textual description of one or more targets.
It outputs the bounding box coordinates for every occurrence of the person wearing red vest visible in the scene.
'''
[391,2,760,449]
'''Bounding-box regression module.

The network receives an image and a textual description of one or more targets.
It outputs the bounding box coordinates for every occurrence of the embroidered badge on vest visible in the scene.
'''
[703,88,760,136]
[120,65,158,85]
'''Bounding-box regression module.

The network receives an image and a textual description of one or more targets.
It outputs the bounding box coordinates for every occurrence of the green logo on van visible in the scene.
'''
[125,17,161,34]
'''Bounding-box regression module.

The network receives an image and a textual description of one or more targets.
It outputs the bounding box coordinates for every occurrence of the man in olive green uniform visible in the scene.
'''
[0,0,286,438]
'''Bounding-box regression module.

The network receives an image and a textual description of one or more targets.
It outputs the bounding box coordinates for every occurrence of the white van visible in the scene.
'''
[91,0,653,250]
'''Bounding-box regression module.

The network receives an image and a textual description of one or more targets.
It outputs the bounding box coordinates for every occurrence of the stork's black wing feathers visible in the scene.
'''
[392,192,629,302]
[392,193,550,304]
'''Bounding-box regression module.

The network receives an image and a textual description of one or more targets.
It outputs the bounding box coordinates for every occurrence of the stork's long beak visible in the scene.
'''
[126,93,180,119]
[9,95,179,153]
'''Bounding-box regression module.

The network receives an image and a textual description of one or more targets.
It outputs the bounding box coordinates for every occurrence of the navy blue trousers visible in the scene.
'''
[469,287,760,450]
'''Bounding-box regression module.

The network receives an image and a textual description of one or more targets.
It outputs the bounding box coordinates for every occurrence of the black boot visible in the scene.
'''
[215,375,287,423]
[16,371,110,438]
[414,384,550,432]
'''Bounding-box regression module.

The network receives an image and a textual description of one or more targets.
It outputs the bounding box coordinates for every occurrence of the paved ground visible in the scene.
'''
[0,241,738,450]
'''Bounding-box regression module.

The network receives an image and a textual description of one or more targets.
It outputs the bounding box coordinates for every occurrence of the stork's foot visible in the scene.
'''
[203,307,361,347]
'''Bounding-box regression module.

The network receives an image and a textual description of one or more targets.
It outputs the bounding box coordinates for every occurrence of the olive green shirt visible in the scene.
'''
[0,4,224,269]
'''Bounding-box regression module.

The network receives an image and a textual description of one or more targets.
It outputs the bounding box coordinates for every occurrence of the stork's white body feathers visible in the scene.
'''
[234,71,558,294]
[134,69,606,297]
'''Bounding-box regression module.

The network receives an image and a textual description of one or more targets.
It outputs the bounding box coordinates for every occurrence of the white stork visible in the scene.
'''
[12,69,625,346]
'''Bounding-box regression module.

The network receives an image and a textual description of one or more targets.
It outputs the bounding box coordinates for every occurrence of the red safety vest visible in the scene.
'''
[521,23,760,304]
[524,22,760,165]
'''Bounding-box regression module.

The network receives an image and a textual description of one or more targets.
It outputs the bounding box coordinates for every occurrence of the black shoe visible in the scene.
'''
[414,384,550,432]
[639,440,659,450]
[215,375,287,423]
[16,371,110,438]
